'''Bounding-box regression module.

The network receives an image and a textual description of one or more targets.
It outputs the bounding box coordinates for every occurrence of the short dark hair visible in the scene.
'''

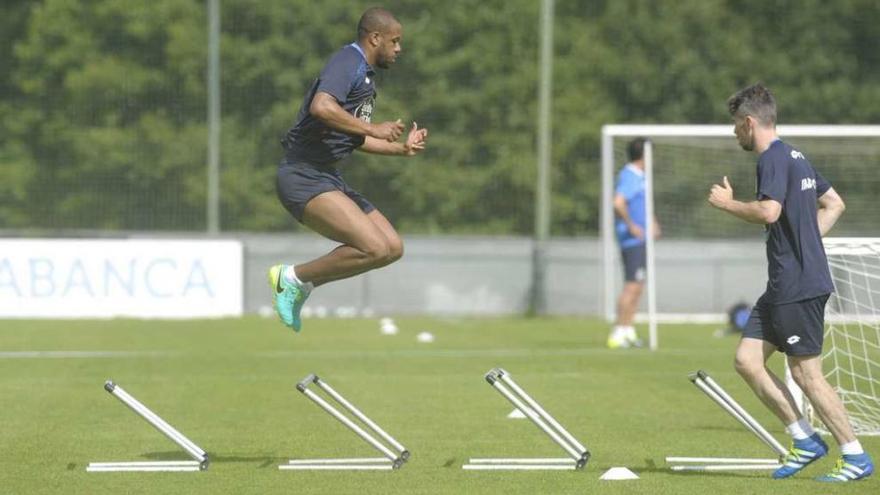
[357,7,398,40]
[627,137,648,162]
[727,83,777,127]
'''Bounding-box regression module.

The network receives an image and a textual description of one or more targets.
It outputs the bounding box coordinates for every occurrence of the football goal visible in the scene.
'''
[818,237,880,435]
[600,125,880,351]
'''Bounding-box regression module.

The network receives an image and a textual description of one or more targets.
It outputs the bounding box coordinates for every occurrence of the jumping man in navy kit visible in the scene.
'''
[269,7,428,332]
[708,83,872,482]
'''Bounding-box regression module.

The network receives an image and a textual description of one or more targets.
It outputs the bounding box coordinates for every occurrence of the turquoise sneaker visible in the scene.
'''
[268,264,310,332]
[816,453,874,482]
[772,433,828,479]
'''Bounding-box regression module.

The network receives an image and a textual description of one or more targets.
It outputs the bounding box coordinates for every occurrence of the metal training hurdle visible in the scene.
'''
[279,374,409,471]
[666,370,787,472]
[87,381,209,472]
[462,368,591,471]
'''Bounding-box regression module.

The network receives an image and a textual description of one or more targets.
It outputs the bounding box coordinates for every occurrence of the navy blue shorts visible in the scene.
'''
[742,293,829,356]
[276,158,375,222]
[620,244,646,282]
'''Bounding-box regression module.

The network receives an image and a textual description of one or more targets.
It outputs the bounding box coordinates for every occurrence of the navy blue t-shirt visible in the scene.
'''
[282,43,377,166]
[756,139,834,304]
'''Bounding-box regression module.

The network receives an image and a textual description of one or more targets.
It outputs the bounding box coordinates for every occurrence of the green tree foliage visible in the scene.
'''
[1,0,878,233]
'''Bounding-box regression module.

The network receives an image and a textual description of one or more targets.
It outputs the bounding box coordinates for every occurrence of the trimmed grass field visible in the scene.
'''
[0,316,876,494]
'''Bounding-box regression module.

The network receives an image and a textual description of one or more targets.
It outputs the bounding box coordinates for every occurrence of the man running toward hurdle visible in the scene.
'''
[708,83,873,482]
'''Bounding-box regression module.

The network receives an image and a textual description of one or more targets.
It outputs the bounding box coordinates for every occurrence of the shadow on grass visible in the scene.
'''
[151,451,288,468]
[623,458,774,479]
[71,451,287,469]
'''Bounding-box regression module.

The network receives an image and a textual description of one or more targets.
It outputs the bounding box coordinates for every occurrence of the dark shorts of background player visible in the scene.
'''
[620,244,646,282]
[742,293,830,356]
[276,158,376,222]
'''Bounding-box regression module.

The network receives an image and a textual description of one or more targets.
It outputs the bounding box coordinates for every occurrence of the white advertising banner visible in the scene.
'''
[0,239,243,318]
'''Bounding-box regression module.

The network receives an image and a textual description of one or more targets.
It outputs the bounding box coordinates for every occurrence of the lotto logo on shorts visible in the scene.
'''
[787,335,801,345]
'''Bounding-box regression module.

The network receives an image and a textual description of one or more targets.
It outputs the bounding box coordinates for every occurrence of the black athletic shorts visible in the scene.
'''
[276,158,375,222]
[621,244,646,282]
[742,293,830,356]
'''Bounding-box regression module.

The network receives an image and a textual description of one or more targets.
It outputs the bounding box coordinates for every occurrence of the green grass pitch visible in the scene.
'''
[0,317,876,494]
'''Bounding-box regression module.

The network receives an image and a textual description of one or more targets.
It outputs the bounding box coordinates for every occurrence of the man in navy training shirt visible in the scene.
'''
[608,137,661,349]
[270,7,428,332]
[708,83,872,482]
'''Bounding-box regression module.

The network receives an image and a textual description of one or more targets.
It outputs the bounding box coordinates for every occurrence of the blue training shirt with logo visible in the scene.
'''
[282,43,377,166]
[756,139,834,304]
[614,163,647,249]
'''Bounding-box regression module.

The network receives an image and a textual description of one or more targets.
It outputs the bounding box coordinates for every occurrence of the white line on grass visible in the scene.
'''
[256,347,720,359]
[0,351,177,359]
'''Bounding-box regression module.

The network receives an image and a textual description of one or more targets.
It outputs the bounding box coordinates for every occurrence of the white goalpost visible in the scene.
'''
[817,237,880,435]
[600,124,880,351]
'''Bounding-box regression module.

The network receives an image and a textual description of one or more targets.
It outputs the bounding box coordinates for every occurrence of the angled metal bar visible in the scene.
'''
[695,371,788,456]
[282,374,408,471]
[495,368,588,454]
[87,380,208,473]
[463,368,590,471]
[488,377,583,461]
[107,382,207,462]
[691,377,767,444]
[299,387,398,461]
[314,377,408,456]
[667,371,788,474]
[488,369,588,464]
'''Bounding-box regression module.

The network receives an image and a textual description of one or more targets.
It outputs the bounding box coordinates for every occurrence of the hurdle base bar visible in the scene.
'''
[691,371,788,457]
[86,460,207,472]
[670,464,782,472]
[487,369,591,468]
[281,374,409,471]
[666,370,788,475]
[462,368,591,471]
[666,456,781,472]
[281,453,408,470]
[462,458,582,471]
[280,458,399,471]
[87,380,209,473]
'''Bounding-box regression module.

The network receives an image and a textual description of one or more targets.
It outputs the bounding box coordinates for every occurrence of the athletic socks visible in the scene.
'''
[610,325,636,339]
[841,440,865,456]
[786,418,816,440]
[283,265,314,291]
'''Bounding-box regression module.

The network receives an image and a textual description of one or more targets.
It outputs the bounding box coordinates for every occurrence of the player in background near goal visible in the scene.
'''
[608,137,661,349]
[269,8,428,332]
[708,83,873,482]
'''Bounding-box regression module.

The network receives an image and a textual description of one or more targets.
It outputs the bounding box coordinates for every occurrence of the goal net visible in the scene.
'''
[820,238,880,435]
[600,125,880,350]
